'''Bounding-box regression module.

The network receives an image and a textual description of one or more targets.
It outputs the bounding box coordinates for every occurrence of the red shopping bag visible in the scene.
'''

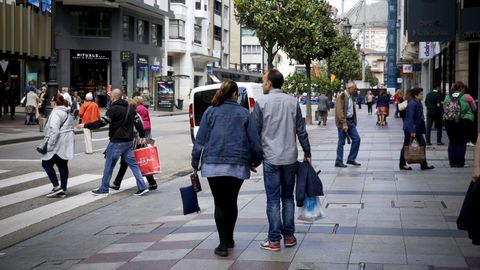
[134,145,161,176]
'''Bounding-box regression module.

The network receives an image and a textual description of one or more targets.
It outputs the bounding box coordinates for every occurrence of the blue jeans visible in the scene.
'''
[99,141,146,193]
[263,161,297,242]
[336,119,361,164]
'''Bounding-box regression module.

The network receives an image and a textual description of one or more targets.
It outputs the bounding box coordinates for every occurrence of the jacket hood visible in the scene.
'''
[55,106,70,113]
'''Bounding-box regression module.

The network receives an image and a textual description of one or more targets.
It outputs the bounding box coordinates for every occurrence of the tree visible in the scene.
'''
[234,0,288,69]
[329,35,362,83]
[365,66,379,87]
[280,0,337,124]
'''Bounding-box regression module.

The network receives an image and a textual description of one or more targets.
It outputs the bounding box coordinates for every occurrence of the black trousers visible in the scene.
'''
[367,102,373,114]
[426,114,443,143]
[42,154,69,191]
[208,177,243,244]
[113,158,157,186]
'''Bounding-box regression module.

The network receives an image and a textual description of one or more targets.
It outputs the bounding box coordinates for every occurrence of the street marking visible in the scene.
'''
[0,174,103,208]
[0,172,47,189]
[0,159,41,162]
[91,138,109,142]
[0,177,137,239]
[74,148,106,156]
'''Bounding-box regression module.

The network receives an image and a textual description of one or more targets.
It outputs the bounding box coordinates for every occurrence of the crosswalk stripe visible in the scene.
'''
[0,177,138,239]
[0,172,47,189]
[0,170,11,174]
[0,174,103,208]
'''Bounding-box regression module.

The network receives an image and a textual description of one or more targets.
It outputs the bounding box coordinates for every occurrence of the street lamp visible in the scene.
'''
[44,1,58,118]
[343,19,352,36]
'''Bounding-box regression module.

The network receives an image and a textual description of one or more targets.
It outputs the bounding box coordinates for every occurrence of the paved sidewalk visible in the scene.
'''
[1,105,479,270]
[0,106,188,145]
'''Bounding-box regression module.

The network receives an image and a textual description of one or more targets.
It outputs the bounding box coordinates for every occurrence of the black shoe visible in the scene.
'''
[148,184,158,190]
[91,189,109,196]
[421,164,435,170]
[46,186,62,197]
[134,189,149,196]
[335,163,347,168]
[109,184,120,190]
[347,160,361,166]
[214,244,228,257]
[437,142,445,145]
[400,165,412,170]
[227,240,235,249]
[426,142,432,146]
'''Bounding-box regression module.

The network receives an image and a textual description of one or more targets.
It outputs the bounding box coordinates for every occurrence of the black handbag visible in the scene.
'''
[179,185,200,215]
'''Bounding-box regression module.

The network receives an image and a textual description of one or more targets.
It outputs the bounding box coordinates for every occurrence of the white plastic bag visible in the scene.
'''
[297,196,325,222]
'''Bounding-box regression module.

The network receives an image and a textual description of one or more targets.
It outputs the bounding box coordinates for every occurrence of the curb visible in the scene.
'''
[0,127,110,146]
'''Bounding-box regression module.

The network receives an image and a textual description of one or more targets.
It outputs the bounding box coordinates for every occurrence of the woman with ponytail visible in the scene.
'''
[191,80,263,257]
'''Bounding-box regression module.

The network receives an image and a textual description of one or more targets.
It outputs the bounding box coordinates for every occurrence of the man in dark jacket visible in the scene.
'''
[425,84,444,145]
[77,88,149,196]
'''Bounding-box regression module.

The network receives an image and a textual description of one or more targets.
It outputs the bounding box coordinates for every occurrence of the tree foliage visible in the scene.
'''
[284,71,341,95]
[280,0,337,124]
[329,35,362,83]
[365,66,379,87]
[234,0,288,69]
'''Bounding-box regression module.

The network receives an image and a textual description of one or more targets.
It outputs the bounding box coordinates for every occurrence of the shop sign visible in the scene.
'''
[407,0,456,42]
[397,78,403,83]
[402,64,413,73]
[121,51,132,63]
[419,42,440,60]
[150,65,161,72]
[71,51,110,61]
[137,56,148,65]
[460,8,480,41]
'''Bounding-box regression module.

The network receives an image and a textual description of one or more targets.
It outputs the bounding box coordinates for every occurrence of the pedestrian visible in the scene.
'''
[252,69,311,251]
[76,88,149,196]
[192,80,262,257]
[357,91,362,109]
[41,94,75,198]
[105,84,112,109]
[6,83,17,119]
[334,82,361,168]
[71,91,82,119]
[39,87,48,117]
[316,92,330,126]
[376,89,390,126]
[61,87,72,107]
[141,90,152,109]
[0,82,9,116]
[25,87,40,125]
[110,98,158,191]
[425,84,444,146]
[366,90,374,115]
[394,89,401,118]
[398,89,411,121]
[78,93,100,154]
[444,81,477,168]
[399,88,435,170]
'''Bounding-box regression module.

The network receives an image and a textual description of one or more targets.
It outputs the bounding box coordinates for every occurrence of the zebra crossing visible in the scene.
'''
[0,169,138,246]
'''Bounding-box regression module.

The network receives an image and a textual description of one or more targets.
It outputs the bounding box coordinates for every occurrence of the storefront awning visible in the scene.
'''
[209,74,221,83]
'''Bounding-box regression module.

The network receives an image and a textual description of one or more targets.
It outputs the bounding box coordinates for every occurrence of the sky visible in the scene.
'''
[327,0,379,15]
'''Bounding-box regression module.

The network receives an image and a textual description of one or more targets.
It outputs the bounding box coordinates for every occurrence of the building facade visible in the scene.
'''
[54,0,172,107]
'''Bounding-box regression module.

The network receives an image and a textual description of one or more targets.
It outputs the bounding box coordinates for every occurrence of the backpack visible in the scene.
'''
[444,93,463,122]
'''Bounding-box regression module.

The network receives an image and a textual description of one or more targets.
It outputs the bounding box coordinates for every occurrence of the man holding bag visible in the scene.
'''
[76,88,149,196]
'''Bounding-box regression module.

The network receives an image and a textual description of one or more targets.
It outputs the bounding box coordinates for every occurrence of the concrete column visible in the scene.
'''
[58,49,70,89]
[455,42,469,83]
[111,51,122,89]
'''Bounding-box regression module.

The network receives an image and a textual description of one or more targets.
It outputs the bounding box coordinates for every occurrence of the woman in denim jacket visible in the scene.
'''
[191,80,262,257]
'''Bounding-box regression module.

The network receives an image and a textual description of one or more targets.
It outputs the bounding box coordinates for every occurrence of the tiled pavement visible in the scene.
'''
[2,105,480,270]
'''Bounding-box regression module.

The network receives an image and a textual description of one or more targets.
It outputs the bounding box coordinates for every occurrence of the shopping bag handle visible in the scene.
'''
[409,137,420,146]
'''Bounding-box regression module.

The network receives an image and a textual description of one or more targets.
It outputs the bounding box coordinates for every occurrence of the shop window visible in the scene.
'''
[152,24,162,47]
[122,15,134,41]
[214,0,222,16]
[169,20,185,40]
[137,20,149,44]
[194,24,202,44]
[214,26,221,41]
[71,10,111,37]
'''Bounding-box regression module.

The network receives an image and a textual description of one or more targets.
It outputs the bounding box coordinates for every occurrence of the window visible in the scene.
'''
[170,20,185,40]
[151,24,162,46]
[167,56,173,66]
[224,5,229,20]
[71,10,111,37]
[214,0,221,16]
[223,29,228,45]
[242,45,261,54]
[241,28,255,36]
[214,26,221,41]
[122,15,134,41]
[137,20,149,44]
[170,0,185,4]
[194,24,202,44]
[223,53,228,67]
[195,0,201,10]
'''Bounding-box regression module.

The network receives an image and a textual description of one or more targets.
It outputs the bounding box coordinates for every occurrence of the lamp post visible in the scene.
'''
[44,0,58,118]
[357,42,366,83]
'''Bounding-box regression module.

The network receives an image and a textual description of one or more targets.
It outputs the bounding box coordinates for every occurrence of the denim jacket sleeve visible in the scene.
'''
[247,113,263,167]
[191,107,211,170]
[296,104,311,157]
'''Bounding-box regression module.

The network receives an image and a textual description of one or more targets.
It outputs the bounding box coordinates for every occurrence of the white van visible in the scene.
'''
[188,82,264,143]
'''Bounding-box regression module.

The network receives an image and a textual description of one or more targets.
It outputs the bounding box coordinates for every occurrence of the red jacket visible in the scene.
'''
[79,101,101,124]
[136,104,151,131]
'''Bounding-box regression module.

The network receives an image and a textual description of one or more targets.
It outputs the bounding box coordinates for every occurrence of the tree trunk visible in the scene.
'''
[305,62,312,125]
[267,43,275,70]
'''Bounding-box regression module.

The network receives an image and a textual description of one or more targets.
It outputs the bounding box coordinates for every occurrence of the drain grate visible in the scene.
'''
[326,203,363,209]
[391,200,425,208]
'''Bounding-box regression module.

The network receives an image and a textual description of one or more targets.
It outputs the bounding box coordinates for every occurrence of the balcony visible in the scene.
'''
[168,39,186,54]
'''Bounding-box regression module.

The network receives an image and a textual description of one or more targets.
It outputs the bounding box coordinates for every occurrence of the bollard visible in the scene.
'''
[39,118,46,132]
